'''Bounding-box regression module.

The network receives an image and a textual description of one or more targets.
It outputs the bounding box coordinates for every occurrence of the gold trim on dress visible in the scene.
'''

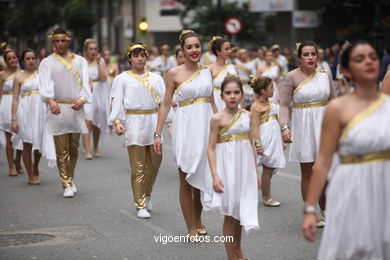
[293,100,328,109]
[235,61,251,76]
[217,133,249,143]
[339,93,387,144]
[54,99,74,104]
[175,64,202,94]
[213,87,221,92]
[2,90,13,95]
[20,71,38,85]
[21,90,40,98]
[178,97,211,107]
[52,53,81,86]
[126,108,158,115]
[293,68,326,95]
[213,63,229,80]
[127,70,161,105]
[340,151,390,164]
[260,114,278,125]
[219,109,243,136]
[4,69,20,82]
[92,79,100,83]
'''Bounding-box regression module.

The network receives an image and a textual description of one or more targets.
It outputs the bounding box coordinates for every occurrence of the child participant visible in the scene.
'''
[204,76,259,260]
[249,76,286,207]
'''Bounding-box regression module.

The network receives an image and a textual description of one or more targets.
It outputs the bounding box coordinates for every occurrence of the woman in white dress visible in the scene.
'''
[11,49,55,184]
[257,50,281,103]
[302,41,390,260]
[205,76,259,260]
[280,41,336,226]
[250,76,286,207]
[83,39,108,159]
[102,49,119,88]
[0,49,24,176]
[235,49,257,109]
[208,36,237,111]
[154,30,217,241]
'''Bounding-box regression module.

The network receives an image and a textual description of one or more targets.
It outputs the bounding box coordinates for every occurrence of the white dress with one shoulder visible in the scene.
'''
[172,66,214,192]
[261,65,279,102]
[203,110,259,232]
[0,71,19,133]
[318,94,390,260]
[212,63,237,111]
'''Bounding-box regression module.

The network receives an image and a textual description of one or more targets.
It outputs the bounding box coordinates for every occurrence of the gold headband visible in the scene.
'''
[179,30,196,42]
[160,44,170,50]
[237,48,247,55]
[48,31,71,41]
[248,75,259,88]
[84,38,96,46]
[208,36,223,48]
[127,43,147,55]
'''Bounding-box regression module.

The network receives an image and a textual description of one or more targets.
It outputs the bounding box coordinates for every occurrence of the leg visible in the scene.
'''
[53,134,72,188]
[223,216,237,260]
[14,149,24,173]
[233,219,244,259]
[144,145,162,196]
[299,162,314,203]
[92,125,101,156]
[69,133,80,183]
[192,188,205,231]
[5,132,16,175]
[178,169,197,236]
[127,145,147,210]
[82,120,92,159]
[261,165,273,201]
[21,142,34,182]
[32,150,41,178]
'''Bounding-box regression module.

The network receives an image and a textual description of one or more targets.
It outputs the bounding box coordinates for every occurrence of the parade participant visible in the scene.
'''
[0,42,11,71]
[204,76,259,260]
[271,44,288,78]
[284,47,297,71]
[154,30,217,240]
[167,45,181,70]
[37,48,48,66]
[103,49,119,87]
[280,41,336,226]
[208,36,237,111]
[150,44,170,76]
[254,46,266,69]
[11,49,55,184]
[257,49,281,102]
[39,28,92,198]
[317,48,331,75]
[302,41,390,260]
[109,43,164,219]
[250,76,285,207]
[235,48,256,109]
[200,48,217,66]
[0,49,24,176]
[82,39,109,159]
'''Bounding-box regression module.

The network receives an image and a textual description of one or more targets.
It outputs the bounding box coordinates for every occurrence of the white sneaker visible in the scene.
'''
[146,195,152,212]
[71,183,77,194]
[63,187,74,198]
[137,208,151,219]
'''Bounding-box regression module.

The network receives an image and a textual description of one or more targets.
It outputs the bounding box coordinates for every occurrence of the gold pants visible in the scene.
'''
[53,133,80,188]
[127,145,162,209]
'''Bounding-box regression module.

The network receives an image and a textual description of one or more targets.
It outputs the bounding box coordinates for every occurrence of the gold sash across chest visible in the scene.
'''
[340,151,390,164]
[127,71,161,105]
[21,90,40,97]
[53,53,82,86]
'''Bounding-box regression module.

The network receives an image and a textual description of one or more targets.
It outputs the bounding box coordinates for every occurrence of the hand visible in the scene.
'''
[71,99,84,111]
[115,123,125,136]
[11,120,18,133]
[172,100,178,107]
[282,129,292,143]
[212,175,224,193]
[302,213,317,242]
[153,137,162,155]
[48,99,60,115]
[256,145,264,155]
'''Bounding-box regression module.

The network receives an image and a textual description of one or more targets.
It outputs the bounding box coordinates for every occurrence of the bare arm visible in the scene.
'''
[207,114,224,193]
[279,72,294,143]
[382,70,390,95]
[250,103,264,155]
[98,56,107,82]
[11,76,21,133]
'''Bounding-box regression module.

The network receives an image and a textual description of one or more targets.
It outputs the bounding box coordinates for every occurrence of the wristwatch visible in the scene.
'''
[303,204,316,214]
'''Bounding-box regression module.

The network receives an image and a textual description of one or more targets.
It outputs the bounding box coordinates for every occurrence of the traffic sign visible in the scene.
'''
[224,17,242,35]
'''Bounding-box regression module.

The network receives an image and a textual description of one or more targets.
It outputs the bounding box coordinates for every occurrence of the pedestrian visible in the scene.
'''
[11,49,55,184]
[102,49,119,88]
[204,76,259,260]
[208,36,237,111]
[279,41,336,226]
[257,49,281,103]
[271,44,288,79]
[154,30,217,241]
[235,48,257,109]
[39,28,92,198]
[109,42,164,219]
[250,76,286,207]
[0,49,24,176]
[302,40,390,260]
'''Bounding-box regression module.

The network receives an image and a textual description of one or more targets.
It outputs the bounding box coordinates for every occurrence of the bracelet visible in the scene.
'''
[303,204,316,214]
[79,97,86,104]
[113,119,121,126]
[254,140,263,147]
[154,132,162,139]
[167,122,172,127]
[281,124,290,132]
[11,117,17,121]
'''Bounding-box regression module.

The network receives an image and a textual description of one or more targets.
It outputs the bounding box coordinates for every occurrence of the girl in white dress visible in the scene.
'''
[154,30,217,241]
[0,49,24,176]
[83,39,108,159]
[257,50,281,103]
[250,76,286,207]
[205,76,259,260]
[302,41,390,260]
[280,41,336,226]
[208,36,238,111]
[11,49,55,184]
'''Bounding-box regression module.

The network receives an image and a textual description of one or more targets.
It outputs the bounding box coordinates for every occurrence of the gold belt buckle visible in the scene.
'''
[192,98,197,104]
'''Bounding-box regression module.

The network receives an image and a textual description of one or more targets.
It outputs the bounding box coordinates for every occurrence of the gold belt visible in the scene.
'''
[213,87,221,92]
[3,91,13,95]
[21,90,40,97]
[179,97,211,107]
[54,99,74,104]
[260,114,278,125]
[92,79,100,83]
[340,151,390,164]
[217,133,249,144]
[293,100,328,109]
[126,108,158,115]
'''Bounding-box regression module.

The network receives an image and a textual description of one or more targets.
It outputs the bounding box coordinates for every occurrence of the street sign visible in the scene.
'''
[224,17,242,35]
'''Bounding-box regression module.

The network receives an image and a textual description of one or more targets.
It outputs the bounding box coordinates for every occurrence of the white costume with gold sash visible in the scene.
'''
[235,60,256,105]
[108,71,165,146]
[0,70,20,133]
[39,53,92,136]
[318,94,390,260]
[150,56,169,76]
[212,63,237,111]
[257,101,286,169]
[200,52,216,66]
[290,69,331,162]
[172,65,213,191]
[261,65,279,102]
[203,110,259,232]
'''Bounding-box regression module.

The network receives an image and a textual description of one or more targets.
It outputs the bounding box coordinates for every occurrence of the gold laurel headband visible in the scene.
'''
[127,44,147,55]
[248,75,259,88]
[84,38,96,45]
[179,30,196,42]
[48,32,71,40]
[208,36,223,48]
[295,42,301,52]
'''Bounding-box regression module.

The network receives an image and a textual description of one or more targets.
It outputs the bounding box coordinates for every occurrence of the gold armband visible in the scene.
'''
[113,120,121,126]
[79,97,86,104]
